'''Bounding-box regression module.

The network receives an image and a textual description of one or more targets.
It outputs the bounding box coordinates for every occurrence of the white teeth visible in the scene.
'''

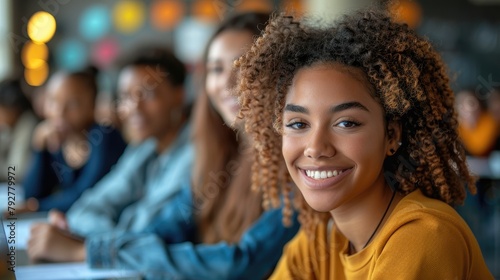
[305,169,346,180]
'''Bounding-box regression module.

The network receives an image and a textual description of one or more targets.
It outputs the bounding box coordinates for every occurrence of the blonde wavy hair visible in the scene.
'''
[235,10,477,233]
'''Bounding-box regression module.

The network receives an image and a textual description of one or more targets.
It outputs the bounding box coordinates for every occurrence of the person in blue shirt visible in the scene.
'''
[64,47,194,236]
[27,12,300,280]
[31,47,194,236]
[21,66,126,213]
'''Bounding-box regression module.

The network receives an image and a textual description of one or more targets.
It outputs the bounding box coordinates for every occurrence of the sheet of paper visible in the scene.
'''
[3,216,47,250]
[15,262,142,280]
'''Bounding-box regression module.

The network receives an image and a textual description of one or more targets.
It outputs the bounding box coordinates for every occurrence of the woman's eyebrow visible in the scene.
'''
[330,101,369,113]
[284,104,308,114]
[284,102,369,114]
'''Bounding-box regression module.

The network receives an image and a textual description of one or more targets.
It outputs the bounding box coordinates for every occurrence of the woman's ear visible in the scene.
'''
[386,121,402,156]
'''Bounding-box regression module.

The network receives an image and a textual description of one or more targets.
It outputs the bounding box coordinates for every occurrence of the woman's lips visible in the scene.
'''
[299,167,353,190]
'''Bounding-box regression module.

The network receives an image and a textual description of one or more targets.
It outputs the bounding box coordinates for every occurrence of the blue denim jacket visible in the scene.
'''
[86,184,300,280]
[67,124,193,236]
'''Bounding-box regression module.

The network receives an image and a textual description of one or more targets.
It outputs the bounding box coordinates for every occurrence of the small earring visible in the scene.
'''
[398,142,402,146]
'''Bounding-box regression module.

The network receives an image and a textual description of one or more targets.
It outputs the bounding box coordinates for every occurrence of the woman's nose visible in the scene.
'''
[304,128,336,159]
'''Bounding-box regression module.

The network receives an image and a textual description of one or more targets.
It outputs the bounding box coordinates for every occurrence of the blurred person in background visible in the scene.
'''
[455,88,498,157]
[0,78,39,183]
[27,12,299,280]
[53,47,193,236]
[20,66,127,213]
[455,87,497,209]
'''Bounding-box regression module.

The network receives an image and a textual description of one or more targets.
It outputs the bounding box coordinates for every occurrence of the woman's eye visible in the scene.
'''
[285,122,307,130]
[337,120,360,128]
[207,66,223,74]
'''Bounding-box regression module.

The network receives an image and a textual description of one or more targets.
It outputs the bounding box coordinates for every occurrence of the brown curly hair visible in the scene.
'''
[235,10,477,232]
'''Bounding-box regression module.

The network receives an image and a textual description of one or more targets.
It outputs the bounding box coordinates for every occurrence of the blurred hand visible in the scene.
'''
[48,209,69,230]
[2,198,38,218]
[27,223,85,263]
[32,120,67,152]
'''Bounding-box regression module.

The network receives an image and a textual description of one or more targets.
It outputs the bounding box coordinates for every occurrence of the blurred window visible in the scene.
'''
[0,0,12,80]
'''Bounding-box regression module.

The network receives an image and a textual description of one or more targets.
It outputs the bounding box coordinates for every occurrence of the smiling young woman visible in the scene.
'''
[282,64,398,218]
[236,10,494,280]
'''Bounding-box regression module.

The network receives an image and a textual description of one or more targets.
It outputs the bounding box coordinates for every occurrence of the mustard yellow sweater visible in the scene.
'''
[270,189,493,280]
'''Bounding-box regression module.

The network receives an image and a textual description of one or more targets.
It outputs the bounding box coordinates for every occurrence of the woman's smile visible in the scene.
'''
[298,166,354,190]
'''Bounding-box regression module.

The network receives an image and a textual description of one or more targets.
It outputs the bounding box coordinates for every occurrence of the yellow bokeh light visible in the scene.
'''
[28,11,56,43]
[281,0,304,16]
[25,61,49,86]
[193,0,219,22]
[113,0,145,33]
[151,0,185,30]
[389,0,422,29]
[21,41,48,69]
[236,0,273,13]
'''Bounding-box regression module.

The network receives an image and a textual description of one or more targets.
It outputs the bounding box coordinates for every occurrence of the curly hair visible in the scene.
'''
[236,10,477,232]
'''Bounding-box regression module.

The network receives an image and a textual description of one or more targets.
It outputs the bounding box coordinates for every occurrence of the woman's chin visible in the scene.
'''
[221,111,242,129]
[301,192,339,213]
[230,118,245,129]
